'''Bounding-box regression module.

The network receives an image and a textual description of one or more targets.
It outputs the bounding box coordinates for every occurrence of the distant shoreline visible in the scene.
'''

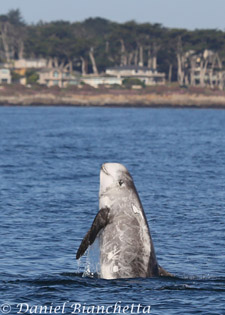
[1,85,225,108]
[1,103,225,109]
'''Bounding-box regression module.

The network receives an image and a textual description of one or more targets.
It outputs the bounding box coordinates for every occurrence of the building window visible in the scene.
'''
[62,72,70,78]
[53,71,59,78]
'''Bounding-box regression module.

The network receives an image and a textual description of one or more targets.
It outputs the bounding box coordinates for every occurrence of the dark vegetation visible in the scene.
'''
[1,9,225,81]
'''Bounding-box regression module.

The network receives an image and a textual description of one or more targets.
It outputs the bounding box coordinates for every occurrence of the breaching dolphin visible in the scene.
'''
[76,163,171,279]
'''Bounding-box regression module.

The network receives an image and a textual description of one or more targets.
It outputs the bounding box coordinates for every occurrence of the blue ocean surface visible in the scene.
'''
[0,106,224,315]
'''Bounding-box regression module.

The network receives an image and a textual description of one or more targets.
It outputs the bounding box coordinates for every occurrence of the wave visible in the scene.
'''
[1,272,225,290]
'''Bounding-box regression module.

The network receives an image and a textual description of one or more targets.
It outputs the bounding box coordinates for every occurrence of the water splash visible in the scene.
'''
[76,256,81,274]
[82,239,101,278]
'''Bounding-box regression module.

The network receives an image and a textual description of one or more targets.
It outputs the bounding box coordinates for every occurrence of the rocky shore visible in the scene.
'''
[1,85,225,108]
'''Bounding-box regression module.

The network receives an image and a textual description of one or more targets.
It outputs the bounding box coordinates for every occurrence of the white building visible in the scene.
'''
[106,66,165,85]
[13,58,47,69]
[0,68,11,84]
[81,75,122,88]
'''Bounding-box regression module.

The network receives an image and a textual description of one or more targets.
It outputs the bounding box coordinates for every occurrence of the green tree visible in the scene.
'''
[25,69,39,84]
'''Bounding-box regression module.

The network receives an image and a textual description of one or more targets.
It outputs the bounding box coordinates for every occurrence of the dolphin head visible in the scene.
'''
[99,163,133,197]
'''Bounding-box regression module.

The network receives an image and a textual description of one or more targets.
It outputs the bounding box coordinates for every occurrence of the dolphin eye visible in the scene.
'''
[118,180,124,186]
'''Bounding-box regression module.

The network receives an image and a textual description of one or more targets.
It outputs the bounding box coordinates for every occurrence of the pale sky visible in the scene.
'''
[0,0,224,30]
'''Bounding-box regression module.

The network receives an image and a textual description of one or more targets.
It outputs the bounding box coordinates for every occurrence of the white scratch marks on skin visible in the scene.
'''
[113,266,119,273]
[107,247,120,260]
[132,204,142,215]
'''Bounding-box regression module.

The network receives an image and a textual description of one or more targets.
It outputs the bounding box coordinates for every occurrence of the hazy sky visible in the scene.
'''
[1,0,224,30]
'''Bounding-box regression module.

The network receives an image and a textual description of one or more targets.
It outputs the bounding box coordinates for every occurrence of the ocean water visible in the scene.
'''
[0,106,224,315]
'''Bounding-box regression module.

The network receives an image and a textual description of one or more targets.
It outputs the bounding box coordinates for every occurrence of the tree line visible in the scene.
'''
[1,9,225,81]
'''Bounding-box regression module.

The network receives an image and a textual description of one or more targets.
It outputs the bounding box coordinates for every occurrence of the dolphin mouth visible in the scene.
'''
[101,164,110,175]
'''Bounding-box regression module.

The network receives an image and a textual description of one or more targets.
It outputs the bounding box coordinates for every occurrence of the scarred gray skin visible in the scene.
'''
[76,163,170,279]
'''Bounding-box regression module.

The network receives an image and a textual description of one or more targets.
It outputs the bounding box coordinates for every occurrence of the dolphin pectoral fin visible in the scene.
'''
[76,207,110,260]
[76,229,92,260]
[158,265,174,277]
[88,207,110,245]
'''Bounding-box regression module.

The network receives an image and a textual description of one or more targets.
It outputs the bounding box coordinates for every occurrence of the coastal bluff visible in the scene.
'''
[1,85,225,107]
